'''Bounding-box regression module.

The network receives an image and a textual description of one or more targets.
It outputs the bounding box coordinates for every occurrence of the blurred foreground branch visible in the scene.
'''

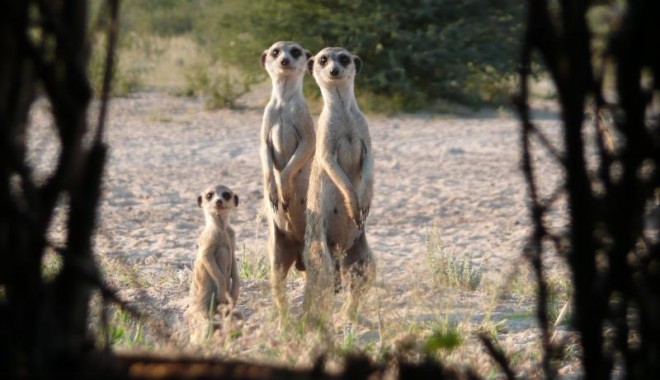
[0,0,115,377]
[517,0,660,378]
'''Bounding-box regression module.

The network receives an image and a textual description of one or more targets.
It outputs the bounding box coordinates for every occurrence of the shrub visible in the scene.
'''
[425,226,483,291]
[116,0,523,110]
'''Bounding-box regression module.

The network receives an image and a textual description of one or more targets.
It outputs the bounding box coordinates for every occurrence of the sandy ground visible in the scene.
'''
[27,91,576,376]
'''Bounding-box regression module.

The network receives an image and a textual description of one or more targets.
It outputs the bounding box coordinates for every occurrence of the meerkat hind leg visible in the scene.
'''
[191,275,217,318]
[340,233,375,323]
[269,224,301,328]
[302,238,335,326]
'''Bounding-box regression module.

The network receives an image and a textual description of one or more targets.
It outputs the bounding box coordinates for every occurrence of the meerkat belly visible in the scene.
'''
[336,135,363,182]
[270,148,310,243]
[323,178,362,252]
[270,122,299,171]
[269,118,311,242]
[289,164,312,235]
[215,244,233,283]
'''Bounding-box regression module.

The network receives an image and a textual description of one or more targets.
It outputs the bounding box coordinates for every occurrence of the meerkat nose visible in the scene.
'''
[281,58,290,67]
[215,199,223,207]
[330,68,339,77]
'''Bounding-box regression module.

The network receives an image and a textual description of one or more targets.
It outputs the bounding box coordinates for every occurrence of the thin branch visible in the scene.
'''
[95,0,120,143]
[529,125,566,167]
[479,334,515,380]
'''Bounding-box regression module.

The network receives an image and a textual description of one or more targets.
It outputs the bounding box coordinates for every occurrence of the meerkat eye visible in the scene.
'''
[271,49,279,57]
[221,191,232,201]
[339,54,350,66]
[205,192,213,200]
[319,56,327,66]
[290,48,301,59]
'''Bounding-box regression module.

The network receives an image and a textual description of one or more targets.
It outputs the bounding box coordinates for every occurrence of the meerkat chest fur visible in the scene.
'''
[319,85,368,179]
[200,222,232,252]
[265,88,307,170]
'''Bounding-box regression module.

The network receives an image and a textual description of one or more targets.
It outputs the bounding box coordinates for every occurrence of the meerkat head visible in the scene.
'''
[197,185,239,219]
[308,47,362,85]
[261,41,312,78]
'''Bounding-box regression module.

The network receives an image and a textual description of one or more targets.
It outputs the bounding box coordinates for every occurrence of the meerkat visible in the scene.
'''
[186,184,241,327]
[303,47,375,323]
[260,41,316,327]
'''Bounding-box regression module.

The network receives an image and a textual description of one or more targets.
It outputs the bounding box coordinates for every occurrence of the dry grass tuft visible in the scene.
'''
[425,226,483,291]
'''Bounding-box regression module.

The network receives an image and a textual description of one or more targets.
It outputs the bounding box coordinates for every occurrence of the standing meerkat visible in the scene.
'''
[304,47,375,323]
[260,41,315,327]
[186,184,241,328]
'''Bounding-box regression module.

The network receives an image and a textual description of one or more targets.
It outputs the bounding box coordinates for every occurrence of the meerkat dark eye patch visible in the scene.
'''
[290,48,301,59]
[338,54,350,67]
[319,56,328,66]
[205,192,213,200]
[222,191,232,201]
[271,49,279,57]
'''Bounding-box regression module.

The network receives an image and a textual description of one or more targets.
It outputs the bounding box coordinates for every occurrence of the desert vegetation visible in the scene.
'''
[90,0,524,111]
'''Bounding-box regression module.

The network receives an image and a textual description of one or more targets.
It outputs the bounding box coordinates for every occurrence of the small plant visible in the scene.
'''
[340,324,358,354]
[425,226,483,291]
[182,59,256,110]
[238,244,269,281]
[507,264,572,325]
[423,326,462,354]
[546,275,572,325]
[103,307,146,348]
[41,249,63,281]
[88,34,143,97]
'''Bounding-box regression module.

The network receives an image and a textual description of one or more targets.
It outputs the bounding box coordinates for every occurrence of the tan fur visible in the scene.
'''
[303,47,375,323]
[260,41,315,327]
[186,184,241,328]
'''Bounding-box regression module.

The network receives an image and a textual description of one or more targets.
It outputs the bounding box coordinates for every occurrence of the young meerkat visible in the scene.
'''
[260,41,316,327]
[303,47,375,322]
[186,184,241,326]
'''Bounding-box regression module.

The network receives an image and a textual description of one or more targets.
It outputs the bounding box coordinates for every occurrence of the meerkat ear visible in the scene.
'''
[307,57,315,75]
[197,195,202,208]
[305,50,312,60]
[260,50,268,68]
[353,56,362,74]
[234,194,239,207]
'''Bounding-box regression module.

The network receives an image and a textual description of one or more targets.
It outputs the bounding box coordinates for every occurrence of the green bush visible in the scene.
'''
[182,58,255,109]
[115,0,523,110]
[88,35,143,97]
[201,0,523,109]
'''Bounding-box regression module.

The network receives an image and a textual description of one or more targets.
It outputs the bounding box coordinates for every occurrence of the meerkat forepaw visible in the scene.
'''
[352,215,364,231]
[268,186,279,211]
[347,201,363,229]
[281,196,290,212]
[269,197,279,211]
